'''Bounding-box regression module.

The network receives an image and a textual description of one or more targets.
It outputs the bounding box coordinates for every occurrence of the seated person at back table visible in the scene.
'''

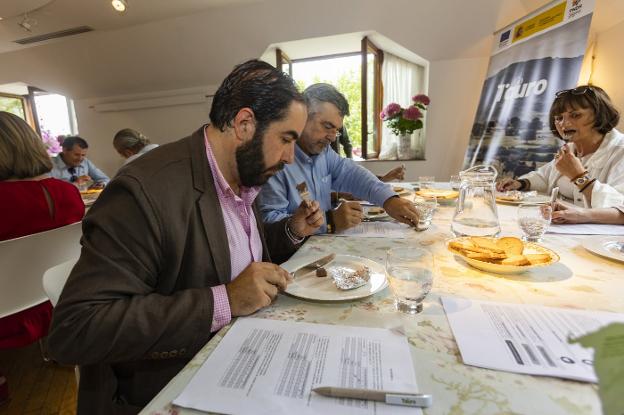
[0,111,84,405]
[497,85,624,208]
[113,128,159,165]
[51,135,110,188]
[259,83,420,234]
[552,201,624,224]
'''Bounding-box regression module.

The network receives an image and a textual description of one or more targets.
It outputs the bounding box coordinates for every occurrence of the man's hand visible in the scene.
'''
[554,144,585,179]
[383,196,420,227]
[332,201,363,232]
[379,165,406,182]
[496,178,521,191]
[551,201,589,224]
[226,262,292,316]
[289,200,324,237]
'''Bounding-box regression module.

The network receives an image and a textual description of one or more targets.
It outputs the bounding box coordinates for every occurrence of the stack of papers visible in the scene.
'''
[174,318,422,415]
[548,223,624,235]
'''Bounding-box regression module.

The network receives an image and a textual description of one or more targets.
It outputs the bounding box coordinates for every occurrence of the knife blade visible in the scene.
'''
[290,253,336,278]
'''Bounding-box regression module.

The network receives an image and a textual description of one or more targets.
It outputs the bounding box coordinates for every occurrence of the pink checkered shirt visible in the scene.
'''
[205,130,263,332]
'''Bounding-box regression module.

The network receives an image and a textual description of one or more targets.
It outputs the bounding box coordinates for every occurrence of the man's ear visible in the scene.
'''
[232,108,255,141]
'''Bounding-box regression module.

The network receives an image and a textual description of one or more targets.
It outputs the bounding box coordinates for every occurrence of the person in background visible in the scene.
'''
[552,201,624,224]
[0,111,84,406]
[379,164,406,182]
[47,60,321,414]
[330,126,353,158]
[497,85,624,208]
[113,128,159,165]
[259,83,420,234]
[51,136,110,188]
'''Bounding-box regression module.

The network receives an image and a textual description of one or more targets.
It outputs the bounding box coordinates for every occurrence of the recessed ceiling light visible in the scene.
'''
[112,0,127,12]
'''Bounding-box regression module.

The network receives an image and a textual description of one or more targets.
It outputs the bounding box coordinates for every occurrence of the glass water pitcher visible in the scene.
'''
[451,165,501,237]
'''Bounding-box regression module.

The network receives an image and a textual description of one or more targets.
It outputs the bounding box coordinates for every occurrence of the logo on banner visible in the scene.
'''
[569,0,584,18]
[499,30,511,47]
[494,79,548,104]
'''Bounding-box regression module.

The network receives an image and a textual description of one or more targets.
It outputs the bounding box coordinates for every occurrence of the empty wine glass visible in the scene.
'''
[386,247,434,314]
[517,203,552,242]
[418,176,435,189]
[412,196,437,231]
[449,174,461,190]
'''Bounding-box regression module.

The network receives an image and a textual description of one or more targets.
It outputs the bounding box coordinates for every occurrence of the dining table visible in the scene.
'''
[140,183,623,415]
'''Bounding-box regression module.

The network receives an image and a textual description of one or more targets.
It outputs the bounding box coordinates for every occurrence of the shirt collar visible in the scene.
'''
[203,127,260,205]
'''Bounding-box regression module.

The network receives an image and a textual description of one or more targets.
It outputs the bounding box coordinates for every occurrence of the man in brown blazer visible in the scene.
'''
[47,60,324,414]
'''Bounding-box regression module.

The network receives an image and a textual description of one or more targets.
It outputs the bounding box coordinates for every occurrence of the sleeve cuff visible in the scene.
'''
[210,284,232,332]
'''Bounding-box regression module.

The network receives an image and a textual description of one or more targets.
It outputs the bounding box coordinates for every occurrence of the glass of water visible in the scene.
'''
[386,247,434,314]
[412,196,437,231]
[517,203,552,242]
[449,174,461,190]
[418,176,435,189]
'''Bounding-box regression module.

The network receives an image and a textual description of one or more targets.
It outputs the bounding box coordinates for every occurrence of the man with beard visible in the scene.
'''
[47,60,322,414]
[259,83,420,233]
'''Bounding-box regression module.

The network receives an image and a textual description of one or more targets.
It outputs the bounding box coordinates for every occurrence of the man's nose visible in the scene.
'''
[283,142,295,164]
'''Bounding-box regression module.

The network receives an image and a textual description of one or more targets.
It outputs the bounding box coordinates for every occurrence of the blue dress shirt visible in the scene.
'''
[258,144,396,233]
[51,155,110,185]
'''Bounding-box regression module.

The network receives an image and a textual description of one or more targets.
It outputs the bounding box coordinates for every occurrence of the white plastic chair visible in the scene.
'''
[42,258,79,307]
[0,222,82,319]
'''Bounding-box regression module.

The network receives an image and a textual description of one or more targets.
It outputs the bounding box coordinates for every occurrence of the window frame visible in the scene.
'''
[361,37,384,159]
[276,48,293,77]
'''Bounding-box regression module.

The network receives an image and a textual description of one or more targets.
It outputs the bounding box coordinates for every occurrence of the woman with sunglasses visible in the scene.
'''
[497,85,624,209]
[0,111,85,405]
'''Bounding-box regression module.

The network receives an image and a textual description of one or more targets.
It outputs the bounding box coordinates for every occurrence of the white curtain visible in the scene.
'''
[379,53,425,160]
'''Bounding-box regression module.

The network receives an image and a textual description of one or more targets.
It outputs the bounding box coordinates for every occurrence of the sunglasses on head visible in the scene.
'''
[555,86,595,98]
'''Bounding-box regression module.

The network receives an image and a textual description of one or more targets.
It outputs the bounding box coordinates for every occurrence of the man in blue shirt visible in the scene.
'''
[51,136,110,188]
[259,83,420,234]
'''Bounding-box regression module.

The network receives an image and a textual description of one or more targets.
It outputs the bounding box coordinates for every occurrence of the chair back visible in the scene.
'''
[42,258,79,307]
[0,222,82,318]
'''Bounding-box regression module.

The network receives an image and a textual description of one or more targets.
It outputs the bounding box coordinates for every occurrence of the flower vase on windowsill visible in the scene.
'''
[381,94,430,160]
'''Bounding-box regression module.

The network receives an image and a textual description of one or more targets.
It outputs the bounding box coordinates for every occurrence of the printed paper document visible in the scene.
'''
[336,222,411,238]
[547,223,624,235]
[173,318,422,415]
[441,296,624,382]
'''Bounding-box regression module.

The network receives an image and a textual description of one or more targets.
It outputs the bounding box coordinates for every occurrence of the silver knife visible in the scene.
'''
[290,253,336,278]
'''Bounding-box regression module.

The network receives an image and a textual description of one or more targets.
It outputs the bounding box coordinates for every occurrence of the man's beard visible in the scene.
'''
[236,130,285,187]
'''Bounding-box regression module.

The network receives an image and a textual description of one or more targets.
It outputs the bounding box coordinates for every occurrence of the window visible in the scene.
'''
[0,93,27,119]
[31,91,77,138]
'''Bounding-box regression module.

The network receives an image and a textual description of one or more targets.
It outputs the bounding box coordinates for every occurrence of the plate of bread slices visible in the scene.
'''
[447,236,559,274]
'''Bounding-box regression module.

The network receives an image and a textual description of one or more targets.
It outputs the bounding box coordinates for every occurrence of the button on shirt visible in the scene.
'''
[204,130,263,332]
[258,144,396,233]
[51,155,110,185]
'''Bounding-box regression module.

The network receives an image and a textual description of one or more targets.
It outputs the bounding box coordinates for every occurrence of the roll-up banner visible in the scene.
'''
[463,0,594,178]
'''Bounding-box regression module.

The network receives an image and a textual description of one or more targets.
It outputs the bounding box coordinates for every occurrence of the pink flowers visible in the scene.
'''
[380,94,430,136]
[412,94,430,105]
[41,130,62,156]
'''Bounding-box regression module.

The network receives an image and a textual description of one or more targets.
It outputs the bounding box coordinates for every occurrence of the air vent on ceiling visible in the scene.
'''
[14,25,93,45]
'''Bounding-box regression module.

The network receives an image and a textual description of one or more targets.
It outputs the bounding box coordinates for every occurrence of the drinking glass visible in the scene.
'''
[386,247,434,314]
[418,176,435,189]
[412,196,437,231]
[517,203,552,242]
[449,174,461,190]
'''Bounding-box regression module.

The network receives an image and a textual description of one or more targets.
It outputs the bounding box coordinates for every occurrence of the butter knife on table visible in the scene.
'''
[290,253,335,278]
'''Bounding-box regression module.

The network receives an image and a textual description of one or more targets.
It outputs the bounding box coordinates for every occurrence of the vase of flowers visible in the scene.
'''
[41,130,62,156]
[381,94,430,160]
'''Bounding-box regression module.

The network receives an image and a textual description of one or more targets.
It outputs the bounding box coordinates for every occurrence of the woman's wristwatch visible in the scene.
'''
[572,173,595,192]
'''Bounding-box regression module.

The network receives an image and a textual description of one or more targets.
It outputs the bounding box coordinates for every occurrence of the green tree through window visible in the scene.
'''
[0,95,25,119]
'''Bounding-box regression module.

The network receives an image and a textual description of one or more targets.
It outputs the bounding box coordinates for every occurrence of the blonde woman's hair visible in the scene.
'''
[0,111,53,180]
[113,128,150,154]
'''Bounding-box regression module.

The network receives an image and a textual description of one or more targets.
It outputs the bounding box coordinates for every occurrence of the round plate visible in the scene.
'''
[415,189,459,200]
[582,236,624,263]
[446,237,560,274]
[281,254,388,301]
[363,206,389,220]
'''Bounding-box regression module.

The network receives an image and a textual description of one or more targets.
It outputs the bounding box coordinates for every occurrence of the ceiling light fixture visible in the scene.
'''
[111,0,128,12]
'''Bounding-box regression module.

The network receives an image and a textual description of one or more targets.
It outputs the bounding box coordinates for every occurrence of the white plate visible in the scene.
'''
[281,254,388,301]
[582,236,624,263]
[363,206,389,220]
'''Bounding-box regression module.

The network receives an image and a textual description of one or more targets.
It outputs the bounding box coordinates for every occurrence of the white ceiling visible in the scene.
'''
[0,0,262,54]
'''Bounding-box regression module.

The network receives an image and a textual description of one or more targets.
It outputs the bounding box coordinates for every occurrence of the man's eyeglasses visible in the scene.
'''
[68,167,78,183]
[321,121,342,139]
[555,86,595,98]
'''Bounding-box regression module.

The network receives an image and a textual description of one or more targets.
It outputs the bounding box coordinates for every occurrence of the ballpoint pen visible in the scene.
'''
[550,186,559,209]
[312,386,433,408]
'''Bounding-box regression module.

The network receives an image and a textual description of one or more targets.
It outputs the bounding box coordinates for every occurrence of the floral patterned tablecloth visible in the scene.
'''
[142,203,623,415]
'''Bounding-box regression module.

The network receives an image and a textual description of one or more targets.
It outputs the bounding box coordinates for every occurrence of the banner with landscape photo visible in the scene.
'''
[463,0,594,178]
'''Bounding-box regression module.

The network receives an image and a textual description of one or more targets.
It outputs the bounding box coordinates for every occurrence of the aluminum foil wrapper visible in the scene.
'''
[330,266,370,290]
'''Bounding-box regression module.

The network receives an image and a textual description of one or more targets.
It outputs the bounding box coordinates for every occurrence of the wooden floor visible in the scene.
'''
[0,342,76,415]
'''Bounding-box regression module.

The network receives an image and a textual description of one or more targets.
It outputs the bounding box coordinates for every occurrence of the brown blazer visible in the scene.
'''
[47,127,298,414]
